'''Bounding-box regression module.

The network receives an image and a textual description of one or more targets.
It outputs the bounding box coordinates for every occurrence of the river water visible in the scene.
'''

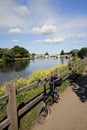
[0,57,69,86]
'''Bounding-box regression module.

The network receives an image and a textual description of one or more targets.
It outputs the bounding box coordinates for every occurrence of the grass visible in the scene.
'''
[0,57,33,63]
[14,57,32,61]
[60,79,70,93]
[0,59,4,63]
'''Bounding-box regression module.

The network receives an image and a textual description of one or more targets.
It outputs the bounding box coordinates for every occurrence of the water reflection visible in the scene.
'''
[0,60,30,73]
[60,58,63,64]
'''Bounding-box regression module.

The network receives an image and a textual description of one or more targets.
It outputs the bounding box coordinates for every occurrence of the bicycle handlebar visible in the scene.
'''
[38,75,62,87]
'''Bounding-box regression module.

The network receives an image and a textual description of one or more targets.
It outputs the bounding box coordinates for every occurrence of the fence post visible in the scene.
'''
[76,63,78,71]
[55,68,60,77]
[6,84,18,130]
[69,63,72,75]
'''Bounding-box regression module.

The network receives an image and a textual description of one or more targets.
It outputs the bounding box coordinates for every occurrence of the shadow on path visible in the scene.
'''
[71,70,87,102]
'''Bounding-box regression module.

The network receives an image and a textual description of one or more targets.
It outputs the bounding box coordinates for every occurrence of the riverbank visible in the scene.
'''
[0,57,33,63]
[0,59,3,63]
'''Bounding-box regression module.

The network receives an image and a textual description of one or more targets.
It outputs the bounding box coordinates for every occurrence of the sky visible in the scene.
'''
[0,0,87,54]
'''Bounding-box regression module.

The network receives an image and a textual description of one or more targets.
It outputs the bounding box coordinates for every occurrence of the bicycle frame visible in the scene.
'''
[49,76,60,104]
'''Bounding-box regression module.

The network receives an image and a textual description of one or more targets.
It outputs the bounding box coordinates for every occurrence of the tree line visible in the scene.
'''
[60,47,87,59]
[0,46,87,62]
[0,46,30,62]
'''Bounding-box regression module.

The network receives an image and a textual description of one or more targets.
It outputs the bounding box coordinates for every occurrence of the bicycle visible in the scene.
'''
[38,80,51,124]
[38,76,62,123]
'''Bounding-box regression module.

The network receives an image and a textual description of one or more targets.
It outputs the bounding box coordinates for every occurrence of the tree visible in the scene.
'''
[45,52,49,55]
[11,46,30,58]
[32,53,36,58]
[2,49,15,62]
[69,49,79,57]
[60,50,64,55]
[0,48,3,58]
[78,47,87,59]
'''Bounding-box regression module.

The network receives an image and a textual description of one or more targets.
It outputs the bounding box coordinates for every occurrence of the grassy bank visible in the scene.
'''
[14,57,33,61]
[0,57,33,63]
[0,59,4,63]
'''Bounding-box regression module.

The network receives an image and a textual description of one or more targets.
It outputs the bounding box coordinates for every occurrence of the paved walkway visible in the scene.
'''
[31,66,87,130]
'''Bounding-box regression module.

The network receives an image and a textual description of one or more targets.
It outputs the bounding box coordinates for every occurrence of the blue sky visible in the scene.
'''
[0,0,87,54]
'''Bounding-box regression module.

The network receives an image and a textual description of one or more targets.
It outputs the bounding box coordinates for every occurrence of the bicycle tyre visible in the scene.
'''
[54,93,59,103]
[47,96,54,106]
[38,106,49,124]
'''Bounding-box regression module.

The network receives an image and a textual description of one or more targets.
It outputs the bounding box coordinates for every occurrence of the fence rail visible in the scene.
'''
[0,94,9,104]
[0,58,87,130]
[0,118,10,130]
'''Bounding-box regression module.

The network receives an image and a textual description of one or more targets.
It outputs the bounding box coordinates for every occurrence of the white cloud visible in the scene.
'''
[12,39,19,43]
[0,1,27,29]
[44,38,64,43]
[35,38,64,44]
[78,33,87,38]
[32,25,57,35]
[9,28,22,34]
[0,0,54,30]
[72,41,79,44]
[34,40,42,43]
[14,5,29,16]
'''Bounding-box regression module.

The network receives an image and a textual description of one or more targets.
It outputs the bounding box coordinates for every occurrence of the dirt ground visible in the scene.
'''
[31,66,87,130]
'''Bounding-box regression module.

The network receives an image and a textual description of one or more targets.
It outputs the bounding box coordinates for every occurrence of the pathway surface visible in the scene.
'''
[31,66,87,130]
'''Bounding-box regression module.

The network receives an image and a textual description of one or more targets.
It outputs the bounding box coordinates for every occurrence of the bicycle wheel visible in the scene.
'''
[54,93,59,103]
[47,96,54,106]
[38,105,49,124]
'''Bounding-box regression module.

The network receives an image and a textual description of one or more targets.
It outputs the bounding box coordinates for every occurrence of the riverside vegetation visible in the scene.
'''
[0,58,85,130]
[0,46,87,63]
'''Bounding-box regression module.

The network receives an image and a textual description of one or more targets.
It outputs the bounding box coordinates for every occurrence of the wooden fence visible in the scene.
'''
[0,58,87,130]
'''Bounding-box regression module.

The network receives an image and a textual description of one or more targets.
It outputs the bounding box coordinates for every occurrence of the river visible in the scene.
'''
[0,57,69,86]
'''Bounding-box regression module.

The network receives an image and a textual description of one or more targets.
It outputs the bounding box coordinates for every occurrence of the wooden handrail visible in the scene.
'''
[0,118,10,130]
[0,94,9,103]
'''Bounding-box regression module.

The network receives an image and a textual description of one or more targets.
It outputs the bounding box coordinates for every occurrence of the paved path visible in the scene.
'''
[31,67,87,130]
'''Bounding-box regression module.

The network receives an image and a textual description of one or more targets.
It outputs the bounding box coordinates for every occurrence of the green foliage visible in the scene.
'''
[2,49,15,62]
[0,46,30,62]
[78,47,87,59]
[31,53,36,58]
[0,48,4,58]
[0,101,6,122]
[0,59,3,62]
[69,49,79,57]
[60,79,70,93]
[11,46,30,58]
[69,57,81,64]
[19,105,39,130]
[45,52,49,55]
